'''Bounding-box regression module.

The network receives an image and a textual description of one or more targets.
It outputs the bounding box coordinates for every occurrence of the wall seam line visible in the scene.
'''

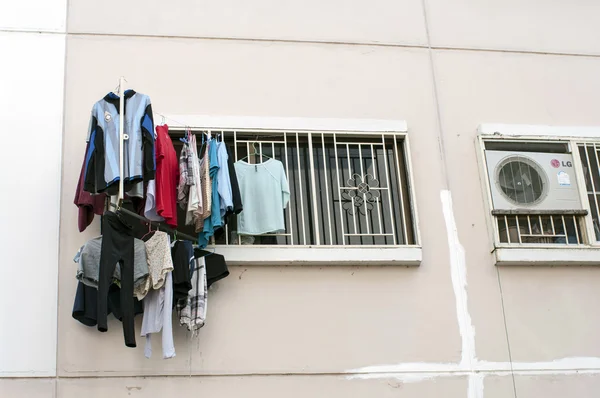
[1,28,596,59]
[495,267,518,398]
[55,0,70,393]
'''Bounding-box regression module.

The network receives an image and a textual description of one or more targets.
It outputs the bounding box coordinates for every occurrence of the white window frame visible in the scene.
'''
[477,123,600,266]
[158,114,422,266]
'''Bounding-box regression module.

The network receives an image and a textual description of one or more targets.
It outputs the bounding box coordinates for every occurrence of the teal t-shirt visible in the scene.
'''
[234,159,290,235]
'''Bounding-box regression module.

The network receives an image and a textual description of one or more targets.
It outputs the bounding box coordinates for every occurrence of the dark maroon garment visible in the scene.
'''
[74,145,107,232]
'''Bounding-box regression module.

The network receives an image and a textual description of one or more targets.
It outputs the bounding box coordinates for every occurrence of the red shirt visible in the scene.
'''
[155,124,180,227]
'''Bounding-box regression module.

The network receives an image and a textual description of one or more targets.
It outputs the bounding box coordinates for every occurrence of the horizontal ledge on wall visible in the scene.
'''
[213,246,422,266]
[495,247,600,266]
[478,123,600,138]
[155,114,408,133]
[492,209,588,216]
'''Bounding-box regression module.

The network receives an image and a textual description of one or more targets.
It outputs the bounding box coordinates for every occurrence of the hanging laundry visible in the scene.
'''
[178,256,207,333]
[96,211,139,348]
[194,249,230,288]
[193,137,207,231]
[72,281,144,327]
[225,144,243,217]
[213,143,243,241]
[75,236,149,291]
[153,125,179,227]
[185,133,203,227]
[83,90,155,195]
[144,179,164,222]
[141,272,175,359]
[171,240,194,306]
[74,142,107,232]
[134,231,174,300]
[177,132,195,207]
[144,124,163,221]
[234,158,290,235]
[195,143,212,233]
[140,232,175,359]
[198,140,222,247]
[216,140,233,218]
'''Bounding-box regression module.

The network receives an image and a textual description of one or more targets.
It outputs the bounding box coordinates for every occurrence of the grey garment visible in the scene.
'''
[75,236,149,290]
[127,180,144,198]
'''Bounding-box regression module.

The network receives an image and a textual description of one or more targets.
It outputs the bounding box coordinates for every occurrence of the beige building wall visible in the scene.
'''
[3,1,600,397]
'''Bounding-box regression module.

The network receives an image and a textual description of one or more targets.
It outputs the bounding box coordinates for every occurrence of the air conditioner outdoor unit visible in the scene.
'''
[484,150,583,211]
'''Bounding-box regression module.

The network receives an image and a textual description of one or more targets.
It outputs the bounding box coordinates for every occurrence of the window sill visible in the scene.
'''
[214,246,422,266]
[494,246,600,266]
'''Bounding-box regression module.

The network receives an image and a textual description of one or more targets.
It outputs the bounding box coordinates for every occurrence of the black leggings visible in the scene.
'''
[97,211,136,347]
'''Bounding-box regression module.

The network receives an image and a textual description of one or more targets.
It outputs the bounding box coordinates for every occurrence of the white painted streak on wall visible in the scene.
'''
[468,372,484,398]
[440,190,476,367]
[347,362,461,374]
[346,357,600,379]
[478,357,600,373]
[345,369,465,382]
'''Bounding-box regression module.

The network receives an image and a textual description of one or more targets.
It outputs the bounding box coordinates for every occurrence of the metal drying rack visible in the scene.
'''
[111,77,198,244]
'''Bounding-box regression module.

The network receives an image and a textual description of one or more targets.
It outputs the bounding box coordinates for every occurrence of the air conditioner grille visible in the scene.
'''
[496,156,547,206]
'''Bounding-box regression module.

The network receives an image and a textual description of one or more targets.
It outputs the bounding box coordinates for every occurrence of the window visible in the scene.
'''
[156,115,421,265]
[480,138,589,247]
[577,142,600,242]
[173,129,418,248]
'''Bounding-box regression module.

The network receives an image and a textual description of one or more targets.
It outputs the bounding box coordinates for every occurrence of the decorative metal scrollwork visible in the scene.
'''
[342,173,380,215]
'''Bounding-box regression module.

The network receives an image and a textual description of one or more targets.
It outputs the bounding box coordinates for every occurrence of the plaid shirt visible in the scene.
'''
[177,142,195,205]
[177,257,207,333]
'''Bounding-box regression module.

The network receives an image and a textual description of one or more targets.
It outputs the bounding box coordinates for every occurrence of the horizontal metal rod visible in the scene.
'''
[344,233,395,236]
[167,126,407,136]
[236,233,292,237]
[493,209,588,216]
[520,234,566,238]
[340,186,389,190]
[236,140,286,144]
[108,202,198,243]
[335,142,385,146]
[211,244,419,248]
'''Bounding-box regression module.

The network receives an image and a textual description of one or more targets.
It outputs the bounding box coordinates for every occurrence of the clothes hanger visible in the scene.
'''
[179,128,190,144]
[111,77,128,96]
[238,142,271,164]
[199,130,207,155]
[141,222,156,241]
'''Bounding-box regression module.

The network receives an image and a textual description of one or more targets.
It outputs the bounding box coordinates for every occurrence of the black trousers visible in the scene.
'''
[97,211,136,347]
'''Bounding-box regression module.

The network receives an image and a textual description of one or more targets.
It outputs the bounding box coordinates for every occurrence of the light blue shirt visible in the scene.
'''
[216,142,233,217]
[198,141,221,248]
[234,159,290,235]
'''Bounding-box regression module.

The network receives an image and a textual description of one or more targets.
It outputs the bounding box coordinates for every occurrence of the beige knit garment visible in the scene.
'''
[195,148,212,233]
[134,231,174,300]
[185,134,203,226]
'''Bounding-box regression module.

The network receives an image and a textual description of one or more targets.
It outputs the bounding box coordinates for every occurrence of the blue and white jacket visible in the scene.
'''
[84,90,155,195]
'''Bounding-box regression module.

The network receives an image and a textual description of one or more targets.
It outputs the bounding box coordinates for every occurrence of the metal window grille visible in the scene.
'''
[578,143,600,241]
[495,213,584,245]
[174,130,416,246]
